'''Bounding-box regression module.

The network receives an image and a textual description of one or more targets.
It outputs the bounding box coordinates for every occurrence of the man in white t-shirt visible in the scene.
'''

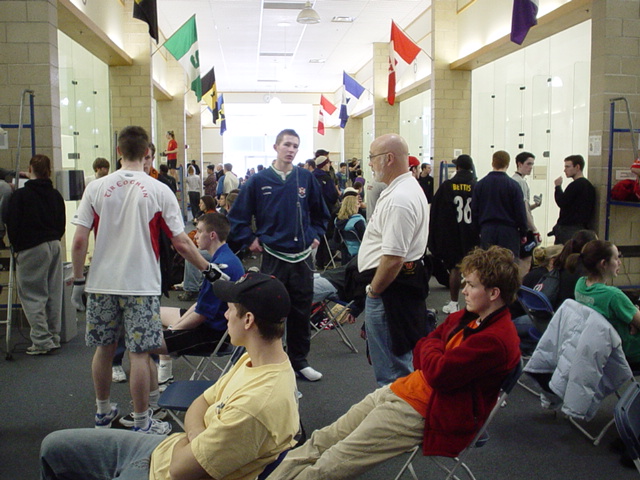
[41,273,300,480]
[70,126,225,434]
[358,133,430,386]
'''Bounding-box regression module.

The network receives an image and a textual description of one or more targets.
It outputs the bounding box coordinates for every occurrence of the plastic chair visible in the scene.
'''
[395,359,523,480]
[614,382,640,474]
[517,285,554,334]
[159,346,246,429]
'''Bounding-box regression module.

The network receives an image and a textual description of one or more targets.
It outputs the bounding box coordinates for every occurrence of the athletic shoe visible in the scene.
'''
[177,291,198,302]
[296,366,323,382]
[132,413,172,435]
[158,361,174,385]
[442,301,459,314]
[26,345,52,356]
[95,404,119,428]
[119,407,167,428]
[112,365,127,383]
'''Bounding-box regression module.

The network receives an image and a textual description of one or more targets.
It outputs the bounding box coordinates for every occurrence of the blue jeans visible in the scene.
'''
[365,296,413,387]
[41,428,166,480]
[313,274,338,304]
[183,249,212,292]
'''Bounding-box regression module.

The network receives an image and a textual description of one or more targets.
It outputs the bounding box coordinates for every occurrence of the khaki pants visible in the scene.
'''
[270,386,424,480]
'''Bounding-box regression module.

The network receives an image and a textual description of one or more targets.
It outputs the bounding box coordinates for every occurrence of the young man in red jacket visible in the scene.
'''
[270,246,521,480]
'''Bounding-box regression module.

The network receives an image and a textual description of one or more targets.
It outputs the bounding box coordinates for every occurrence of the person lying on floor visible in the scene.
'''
[269,246,521,480]
[41,273,300,480]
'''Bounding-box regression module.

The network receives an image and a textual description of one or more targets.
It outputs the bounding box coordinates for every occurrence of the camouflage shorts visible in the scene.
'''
[85,294,162,353]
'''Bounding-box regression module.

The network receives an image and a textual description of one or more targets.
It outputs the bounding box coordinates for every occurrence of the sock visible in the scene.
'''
[96,399,111,415]
[133,409,150,430]
[149,389,160,410]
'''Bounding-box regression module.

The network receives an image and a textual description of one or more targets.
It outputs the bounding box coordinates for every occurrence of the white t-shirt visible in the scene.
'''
[72,169,184,295]
[358,172,429,272]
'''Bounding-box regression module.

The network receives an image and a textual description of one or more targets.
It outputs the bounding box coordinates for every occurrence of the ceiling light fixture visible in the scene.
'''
[297,1,320,24]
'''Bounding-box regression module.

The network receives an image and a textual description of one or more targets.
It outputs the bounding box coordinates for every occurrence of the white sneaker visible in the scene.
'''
[112,365,127,383]
[296,366,323,382]
[158,360,173,385]
[442,301,459,314]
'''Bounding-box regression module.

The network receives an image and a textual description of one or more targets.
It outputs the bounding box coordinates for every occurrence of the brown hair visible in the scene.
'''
[492,150,510,170]
[198,212,230,242]
[200,195,217,212]
[29,154,52,179]
[275,129,299,145]
[566,239,617,275]
[459,246,520,304]
[554,229,597,271]
[234,303,285,341]
[118,126,149,161]
[565,154,585,170]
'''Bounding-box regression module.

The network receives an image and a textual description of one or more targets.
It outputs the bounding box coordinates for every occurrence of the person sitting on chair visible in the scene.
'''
[269,246,521,480]
[154,212,244,390]
[333,188,366,262]
[41,273,300,480]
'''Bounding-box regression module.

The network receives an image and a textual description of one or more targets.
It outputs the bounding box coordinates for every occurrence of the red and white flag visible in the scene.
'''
[317,107,325,135]
[388,21,421,105]
[320,94,337,115]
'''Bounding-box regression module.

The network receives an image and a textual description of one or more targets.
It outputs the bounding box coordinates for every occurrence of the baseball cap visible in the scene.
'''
[342,187,358,198]
[212,272,291,324]
[453,154,474,171]
[408,155,420,168]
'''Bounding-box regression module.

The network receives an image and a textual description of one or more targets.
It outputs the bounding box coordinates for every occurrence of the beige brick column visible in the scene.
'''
[372,42,399,137]
[185,93,202,172]
[588,0,640,284]
[109,0,153,135]
[431,0,470,162]
[156,57,186,171]
[343,117,363,161]
[0,0,61,172]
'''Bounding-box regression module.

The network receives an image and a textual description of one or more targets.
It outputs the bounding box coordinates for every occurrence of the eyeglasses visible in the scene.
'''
[368,152,390,161]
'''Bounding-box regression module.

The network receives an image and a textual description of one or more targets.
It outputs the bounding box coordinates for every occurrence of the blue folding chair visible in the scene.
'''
[615,382,640,474]
[395,359,523,480]
[517,285,554,335]
[159,346,245,429]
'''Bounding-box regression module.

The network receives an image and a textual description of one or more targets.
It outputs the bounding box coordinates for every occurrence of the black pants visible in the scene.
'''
[261,250,313,371]
[188,191,201,220]
[480,224,520,259]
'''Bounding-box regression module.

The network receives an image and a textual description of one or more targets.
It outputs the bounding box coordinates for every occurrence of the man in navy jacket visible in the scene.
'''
[228,129,330,381]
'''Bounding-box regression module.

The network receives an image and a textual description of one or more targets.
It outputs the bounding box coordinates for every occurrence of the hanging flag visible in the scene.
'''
[133,0,158,42]
[201,68,219,124]
[320,94,337,115]
[164,15,202,101]
[339,90,349,128]
[510,0,538,45]
[340,72,365,129]
[388,21,421,105]
[217,94,226,135]
[317,107,325,135]
[343,72,365,99]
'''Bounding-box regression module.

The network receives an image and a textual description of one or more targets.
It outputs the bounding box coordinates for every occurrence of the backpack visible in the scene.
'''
[533,268,560,308]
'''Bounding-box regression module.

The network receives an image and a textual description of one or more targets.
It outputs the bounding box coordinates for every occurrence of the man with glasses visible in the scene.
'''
[357,133,430,386]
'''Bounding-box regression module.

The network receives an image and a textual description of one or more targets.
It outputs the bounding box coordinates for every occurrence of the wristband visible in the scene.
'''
[73,279,86,286]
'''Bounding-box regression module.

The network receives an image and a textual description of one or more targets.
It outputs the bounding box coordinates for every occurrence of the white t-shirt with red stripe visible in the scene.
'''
[72,169,184,296]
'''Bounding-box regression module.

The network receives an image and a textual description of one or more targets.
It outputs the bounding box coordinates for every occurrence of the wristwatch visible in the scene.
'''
[365,284,380,298]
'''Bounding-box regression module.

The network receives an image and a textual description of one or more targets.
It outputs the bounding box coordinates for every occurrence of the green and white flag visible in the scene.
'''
[164,15,201,101]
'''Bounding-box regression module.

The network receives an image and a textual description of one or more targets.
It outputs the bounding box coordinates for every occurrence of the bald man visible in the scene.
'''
[357,133,430,386]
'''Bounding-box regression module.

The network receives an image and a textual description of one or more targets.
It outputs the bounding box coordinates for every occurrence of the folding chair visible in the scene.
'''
[615,382,640,474]
[517,285,554,335]
[177,329,234,381]
[395,360,523,480]
[516,286,555,396]
[160,346,246,429]
[310,298,358,353]
[524,300,634,446]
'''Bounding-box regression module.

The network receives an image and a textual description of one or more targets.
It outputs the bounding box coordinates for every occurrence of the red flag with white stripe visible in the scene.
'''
[320,94,337,115]
[317,107,325,135]
[388,21,421,105]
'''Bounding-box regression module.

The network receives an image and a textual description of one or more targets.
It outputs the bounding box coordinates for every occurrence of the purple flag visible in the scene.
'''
[511,0,538,45]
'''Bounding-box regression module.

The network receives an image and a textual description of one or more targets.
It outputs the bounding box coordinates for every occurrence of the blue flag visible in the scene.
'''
[343,72,365,99]
[510,0,538,45]
[217,94,226,135]
[339,91,349,128]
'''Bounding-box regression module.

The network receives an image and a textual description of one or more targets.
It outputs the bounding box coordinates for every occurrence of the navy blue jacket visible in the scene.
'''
[228,166,330,253]
[471,171,527,235]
